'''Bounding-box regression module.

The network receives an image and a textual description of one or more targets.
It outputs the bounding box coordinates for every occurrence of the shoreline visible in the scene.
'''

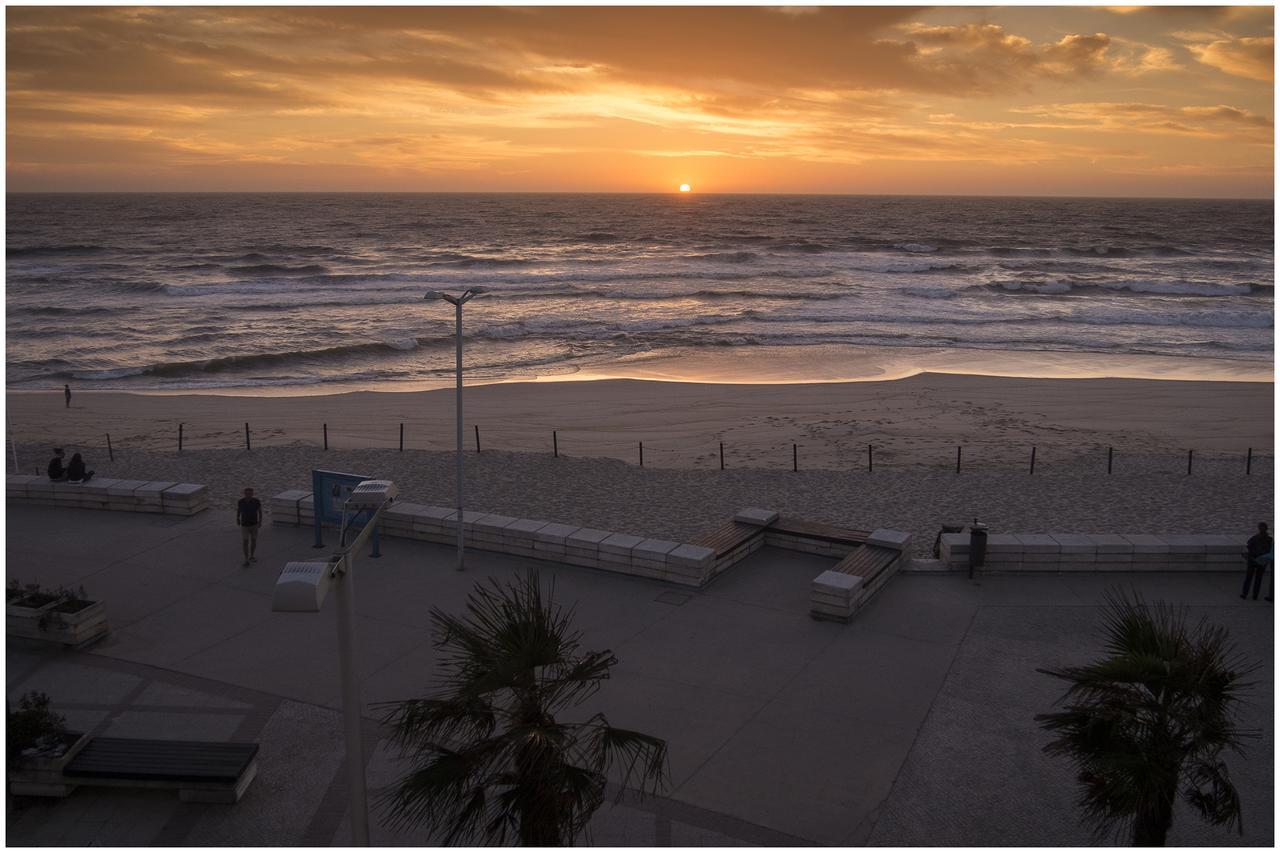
[8,345,1272,399]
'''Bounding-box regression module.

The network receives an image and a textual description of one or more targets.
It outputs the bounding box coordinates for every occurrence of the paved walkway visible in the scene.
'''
[5,505,1274,846]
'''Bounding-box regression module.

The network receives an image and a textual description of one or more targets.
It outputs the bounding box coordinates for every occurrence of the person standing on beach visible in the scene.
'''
[1240,522,1271,601]
[237,487,262,567]
[63,384,71,408]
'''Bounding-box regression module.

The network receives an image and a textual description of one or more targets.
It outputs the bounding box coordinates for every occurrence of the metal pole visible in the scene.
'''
[333,558,370,846]
[7,418,18,473]
[455,300,465,572]
[106,433,114,462]
[867,444,873,472]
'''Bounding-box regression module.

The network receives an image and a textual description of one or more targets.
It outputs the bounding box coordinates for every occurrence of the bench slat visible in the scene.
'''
[772,516,870,545]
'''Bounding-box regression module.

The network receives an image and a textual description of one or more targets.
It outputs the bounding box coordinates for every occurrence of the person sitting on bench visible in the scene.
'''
[66,452,95,484]
[47,448,68,481]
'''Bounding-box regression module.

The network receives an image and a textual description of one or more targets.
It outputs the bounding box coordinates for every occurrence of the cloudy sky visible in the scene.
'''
[6,5,1274,196]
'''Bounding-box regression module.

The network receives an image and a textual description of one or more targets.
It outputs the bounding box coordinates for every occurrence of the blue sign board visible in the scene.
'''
[312,469,381,555]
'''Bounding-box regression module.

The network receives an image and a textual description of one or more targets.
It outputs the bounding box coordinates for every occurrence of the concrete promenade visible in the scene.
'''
[5,504,1274,846]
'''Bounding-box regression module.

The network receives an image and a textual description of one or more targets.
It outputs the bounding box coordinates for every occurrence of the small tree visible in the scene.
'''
[376,571,668,846]
[1036,590,1257,846]
[8,691,70,768]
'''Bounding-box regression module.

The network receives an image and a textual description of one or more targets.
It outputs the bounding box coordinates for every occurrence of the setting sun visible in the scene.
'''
[679,184,692,193]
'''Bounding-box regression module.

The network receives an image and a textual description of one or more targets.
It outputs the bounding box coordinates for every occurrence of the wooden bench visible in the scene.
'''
[692,520,769,575]
[62,737,259,803]
[831,543,901,601]
[810,530,912,622]
[766,516,870,557]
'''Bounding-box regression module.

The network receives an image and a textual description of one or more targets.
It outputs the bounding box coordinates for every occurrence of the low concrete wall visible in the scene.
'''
[7,475,209,516]
[270,490,716,587]
[939,532,1246,573]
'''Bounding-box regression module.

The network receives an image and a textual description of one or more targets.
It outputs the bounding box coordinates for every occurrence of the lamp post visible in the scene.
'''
[424,287,487,572]
[273,479,398,846]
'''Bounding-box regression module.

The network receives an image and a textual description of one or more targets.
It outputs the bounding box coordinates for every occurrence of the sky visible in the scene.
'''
[5,5,1275,197]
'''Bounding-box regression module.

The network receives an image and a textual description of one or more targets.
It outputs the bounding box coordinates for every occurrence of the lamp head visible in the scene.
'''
[345,479,397,509]
[272,560,336,612]
[466,286,489,296]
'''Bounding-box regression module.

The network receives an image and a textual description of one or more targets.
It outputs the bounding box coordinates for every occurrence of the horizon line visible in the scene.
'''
[4,190,1274,202]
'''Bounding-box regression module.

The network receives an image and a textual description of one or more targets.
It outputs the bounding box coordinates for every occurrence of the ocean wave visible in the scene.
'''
[688,251,760,263]
[228,263,330,276]
[895,243,938,253]
[990,278,1259,297]
[8,244,110,258]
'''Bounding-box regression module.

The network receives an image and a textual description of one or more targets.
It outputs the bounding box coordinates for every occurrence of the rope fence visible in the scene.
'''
[6,417,1274,478]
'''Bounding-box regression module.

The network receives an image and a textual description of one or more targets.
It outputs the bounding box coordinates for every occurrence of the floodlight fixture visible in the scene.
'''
[271,560,337,613]
[345,479,398,509]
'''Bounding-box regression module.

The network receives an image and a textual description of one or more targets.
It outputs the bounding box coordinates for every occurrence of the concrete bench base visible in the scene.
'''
[940,532,1248,573]
[7,476,208,516]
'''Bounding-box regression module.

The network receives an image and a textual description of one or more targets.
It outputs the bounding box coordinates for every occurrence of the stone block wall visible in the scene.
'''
[940,532,1246,573]
[8,475,209,516]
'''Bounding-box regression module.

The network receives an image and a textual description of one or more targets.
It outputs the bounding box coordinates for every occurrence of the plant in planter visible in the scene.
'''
[7,691,88,797]
[7,581,108,648]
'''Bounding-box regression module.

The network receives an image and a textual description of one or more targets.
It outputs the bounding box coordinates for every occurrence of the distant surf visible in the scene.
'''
[6,193,1273,391]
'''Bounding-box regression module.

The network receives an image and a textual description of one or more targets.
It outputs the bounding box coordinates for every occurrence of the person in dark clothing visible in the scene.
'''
[66,452,94,483]
[237,487,263,567]
[46,448,67,481]
[64,384,71,408]
[1241,522,1271,601]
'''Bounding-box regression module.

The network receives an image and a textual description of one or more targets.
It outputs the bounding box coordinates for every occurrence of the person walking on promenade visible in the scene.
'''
[64,384,71,408]
[237,487,262,567]
[1240,521,1271,601]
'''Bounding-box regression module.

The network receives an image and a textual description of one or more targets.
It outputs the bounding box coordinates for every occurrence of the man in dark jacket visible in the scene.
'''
[46,448,67,481]
[1241,522,1272,601]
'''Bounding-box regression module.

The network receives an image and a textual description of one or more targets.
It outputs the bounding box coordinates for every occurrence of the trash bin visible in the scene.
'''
[968,521,988,578]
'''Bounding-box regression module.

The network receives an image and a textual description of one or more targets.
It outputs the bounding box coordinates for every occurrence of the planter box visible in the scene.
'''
[8,731,90,797]
[8,598,108,648]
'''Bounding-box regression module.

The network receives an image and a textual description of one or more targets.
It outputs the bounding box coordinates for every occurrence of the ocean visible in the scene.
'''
[6,193,1273,392]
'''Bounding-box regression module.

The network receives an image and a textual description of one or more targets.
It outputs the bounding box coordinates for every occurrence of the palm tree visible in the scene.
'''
[375,570,668,846]
[1036,589,1257,846]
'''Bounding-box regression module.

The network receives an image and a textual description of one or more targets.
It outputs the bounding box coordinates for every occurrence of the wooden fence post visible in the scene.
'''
[106,433,114,462]
[956,446,962,474]
[553,430,558,458]
[323,423,328,450]
[1029,445,1037,475]
[793,443,797,472]
[245,422,251,451]
[399,423,404,452]
[639,441,644,467]
[1246,447,1252,475]
[719,442,724,470]
[474,424,480,453]
[178,423,183,453]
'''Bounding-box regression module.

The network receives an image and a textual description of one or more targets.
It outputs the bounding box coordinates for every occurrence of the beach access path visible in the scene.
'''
[5,505,1273,846]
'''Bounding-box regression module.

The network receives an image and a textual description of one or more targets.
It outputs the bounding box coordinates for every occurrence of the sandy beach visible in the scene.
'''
[7,374,1272,556]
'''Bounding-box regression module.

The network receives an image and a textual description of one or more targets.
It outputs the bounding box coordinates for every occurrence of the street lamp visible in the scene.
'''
[424,287,487,572]
[273,479,398,847]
